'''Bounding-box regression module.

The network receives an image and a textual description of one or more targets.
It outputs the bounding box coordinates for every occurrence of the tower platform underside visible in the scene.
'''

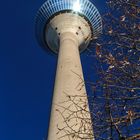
[45,13,92,53]
[35,0,102,52]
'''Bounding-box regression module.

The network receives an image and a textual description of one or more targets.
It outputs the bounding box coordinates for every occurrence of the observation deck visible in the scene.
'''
[35,0,102,53]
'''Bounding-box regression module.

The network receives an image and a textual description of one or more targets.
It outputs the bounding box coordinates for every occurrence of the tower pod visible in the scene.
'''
[35,0,102,53]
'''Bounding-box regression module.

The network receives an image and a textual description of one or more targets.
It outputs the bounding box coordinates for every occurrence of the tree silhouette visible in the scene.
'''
[91,0,140,139]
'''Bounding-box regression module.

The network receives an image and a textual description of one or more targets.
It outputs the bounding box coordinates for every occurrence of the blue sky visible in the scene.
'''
[0,0,106,140]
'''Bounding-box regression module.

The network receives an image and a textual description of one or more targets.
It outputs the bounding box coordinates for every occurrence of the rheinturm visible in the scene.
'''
[35,0,102,139]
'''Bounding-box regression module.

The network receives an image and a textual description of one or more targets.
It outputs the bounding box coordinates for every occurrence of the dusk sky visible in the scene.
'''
[0,0,106,140]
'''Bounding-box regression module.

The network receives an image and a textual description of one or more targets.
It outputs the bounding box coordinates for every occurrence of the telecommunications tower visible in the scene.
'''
[35,0,102,139]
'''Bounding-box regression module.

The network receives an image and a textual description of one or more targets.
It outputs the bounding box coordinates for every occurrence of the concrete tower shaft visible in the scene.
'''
[48,31,93,139]
[35,0,102,139]
[47,13,93,140]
